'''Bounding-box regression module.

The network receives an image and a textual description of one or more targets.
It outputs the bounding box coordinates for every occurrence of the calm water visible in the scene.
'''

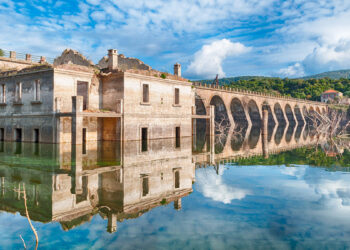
[1,126,350,249]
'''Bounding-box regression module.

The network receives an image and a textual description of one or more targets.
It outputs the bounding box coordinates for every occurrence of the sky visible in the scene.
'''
[1,0,350,79]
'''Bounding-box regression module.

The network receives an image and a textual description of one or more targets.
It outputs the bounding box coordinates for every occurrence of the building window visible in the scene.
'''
[34,80,40,101]
[77,81,88,110]
[175,126,181,148]
[174,88,180,105]
[15,82,22,102]
[33,129,39,143]
[142,84,149,103]
[0,128,4,141]
[174,170,180,189]
[142,176,149,197]
[141,127,148,152]
[15,128,22,142]
[0,84,5,103]
[82,128,87,154]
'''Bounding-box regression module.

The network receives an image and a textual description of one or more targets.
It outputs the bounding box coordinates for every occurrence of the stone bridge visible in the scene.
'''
[193,82,328,130]
[193,123,327,166]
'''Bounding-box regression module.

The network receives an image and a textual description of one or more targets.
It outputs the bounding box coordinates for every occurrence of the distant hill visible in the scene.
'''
[301,69,350,80]
[196,69,350,85]
[197,76,278,85]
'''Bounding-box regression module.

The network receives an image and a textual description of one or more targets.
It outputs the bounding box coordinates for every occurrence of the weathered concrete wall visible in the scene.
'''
[0,69,56,143]
[122,73,194,140]
[0,57,37,71]
[101,73,124,112]
[53,68,97,112]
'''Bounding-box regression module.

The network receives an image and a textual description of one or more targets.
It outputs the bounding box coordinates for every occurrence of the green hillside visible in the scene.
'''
[196,75,350,101]
[302,69,350,80]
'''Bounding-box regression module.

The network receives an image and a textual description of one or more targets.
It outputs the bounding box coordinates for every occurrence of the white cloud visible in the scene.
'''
[196,167,250,204]
[279,63,305,78]
[186,39,250,79]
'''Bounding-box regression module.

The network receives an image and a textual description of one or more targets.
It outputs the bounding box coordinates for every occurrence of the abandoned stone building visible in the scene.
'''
[0,49,194,145]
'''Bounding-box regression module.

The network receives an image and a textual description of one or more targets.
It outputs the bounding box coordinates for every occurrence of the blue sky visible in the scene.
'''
[1,0,350,79]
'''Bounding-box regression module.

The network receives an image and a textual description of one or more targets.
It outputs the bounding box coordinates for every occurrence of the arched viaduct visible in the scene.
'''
[193,83,328,130]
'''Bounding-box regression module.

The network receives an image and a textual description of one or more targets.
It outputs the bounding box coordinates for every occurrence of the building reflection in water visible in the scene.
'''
[0,137,195,233]
[0,122,329,233]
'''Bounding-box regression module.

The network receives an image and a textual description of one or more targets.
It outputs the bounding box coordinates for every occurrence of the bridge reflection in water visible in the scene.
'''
[0,124,327,233]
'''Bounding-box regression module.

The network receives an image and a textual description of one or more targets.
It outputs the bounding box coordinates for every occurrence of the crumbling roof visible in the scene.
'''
[98,53,152,71]
[54,49,95,68]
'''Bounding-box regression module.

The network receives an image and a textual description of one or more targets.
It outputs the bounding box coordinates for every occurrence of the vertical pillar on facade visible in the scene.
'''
[107,212,117,233]
[1,177,4,197]
[71,144,83,195]
[174,198,182,210]
[71,96,83,145]
[262,107,269,159]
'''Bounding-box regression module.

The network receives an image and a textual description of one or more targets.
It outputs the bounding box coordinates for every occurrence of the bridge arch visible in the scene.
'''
[210,95,231,134]
[230,98,248,129]
[248,99,261,127]
[294,105,304,125]
[316,107,321,114]
[285,104,296,125]
[274,103,286,125]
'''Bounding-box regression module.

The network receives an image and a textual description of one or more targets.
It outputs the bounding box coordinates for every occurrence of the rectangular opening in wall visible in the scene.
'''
[77,81,88,110]
[174,88,180,105]
[175,126,181,148]
[142,177,149,197]
[142,84,149,103]
[33,129,39,143]
[15,128,22,142]
[82,128,87,154]
[174,170,180,189]
[0,128,4,142]
[141,127,148,152]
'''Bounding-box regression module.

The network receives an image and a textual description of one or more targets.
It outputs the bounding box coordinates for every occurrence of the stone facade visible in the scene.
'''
[0,49,194,144]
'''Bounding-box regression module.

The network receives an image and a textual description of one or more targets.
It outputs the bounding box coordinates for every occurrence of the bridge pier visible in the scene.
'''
[262,107,269,158]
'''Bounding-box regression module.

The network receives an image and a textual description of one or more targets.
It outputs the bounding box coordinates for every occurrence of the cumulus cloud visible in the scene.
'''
[279,63,305,78]
[196,167,250,204]
[187,39,250,79]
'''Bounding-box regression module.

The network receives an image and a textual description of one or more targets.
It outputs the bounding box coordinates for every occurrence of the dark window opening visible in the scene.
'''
[34,129,39,143]
[15,128,22,142]
[174,170,180,189]
[142,84,149,103]
[77,81,88,110]
[175,126,180,148]
[82,128,87,154]
[175,88,180,105]
[0,128,4,142]
[142,177,149,197]
[141,127,148,152]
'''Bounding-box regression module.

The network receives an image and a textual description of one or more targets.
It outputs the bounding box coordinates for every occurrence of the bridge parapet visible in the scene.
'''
[192,82,327,106]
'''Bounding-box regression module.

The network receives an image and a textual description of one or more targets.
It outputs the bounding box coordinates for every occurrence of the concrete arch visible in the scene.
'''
[231,133,245,151]
[322,107,326,114]
[316,107,321,114]
[294,124,303,142]
[285,104,296,125]
[274,103,286,125]
[210,95,231,130]
[285,124,295,143]
[195,94,206,115]
[274,124,285,145]
[248,126,260,149]
[294,105,304,125]
[248,99,261,127]
[230,98,248,129]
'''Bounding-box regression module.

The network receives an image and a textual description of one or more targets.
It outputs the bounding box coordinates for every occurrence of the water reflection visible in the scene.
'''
[1,126,350,248]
